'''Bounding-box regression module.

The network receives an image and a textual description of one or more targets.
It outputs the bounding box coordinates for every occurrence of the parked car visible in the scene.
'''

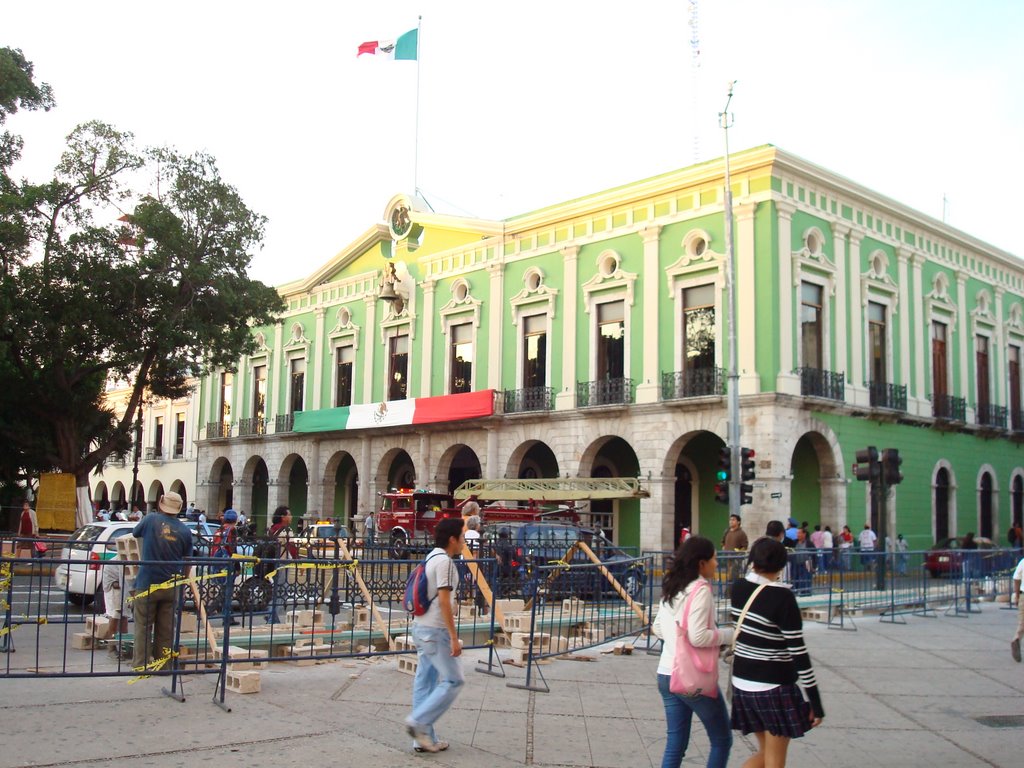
[53,521,136,605]
[924,536,1016,577]
[485,521,645,600]
[183,520,219,556]
[295,522,352,558]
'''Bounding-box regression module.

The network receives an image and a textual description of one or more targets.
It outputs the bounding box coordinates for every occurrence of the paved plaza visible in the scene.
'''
[1,602,1021,768]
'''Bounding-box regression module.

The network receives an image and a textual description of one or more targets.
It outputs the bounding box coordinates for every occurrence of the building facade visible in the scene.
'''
[193,146,1024,550]
[90,380,200,515]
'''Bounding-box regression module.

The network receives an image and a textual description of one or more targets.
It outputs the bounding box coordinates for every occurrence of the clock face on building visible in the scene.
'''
[390,205,412,238]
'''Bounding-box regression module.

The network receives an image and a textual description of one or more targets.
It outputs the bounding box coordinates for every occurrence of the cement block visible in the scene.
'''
[226,670,261,694]
[495,599,525,613]
[397,654,418,676]
[71,632,96,650]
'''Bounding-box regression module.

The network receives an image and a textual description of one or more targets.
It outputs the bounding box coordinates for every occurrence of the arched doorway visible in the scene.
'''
[169,480,187,510]
[147,480,165,512]
[674,464,693,545]
[252,459,269,532]
[287,457,309,520]
[790,436,822,527]
[509,440,560,479]
[210,458,234,515]
[111,482,125,512]
[382,449,416,490]
[580,436,641,548]
[934,467,951,541]
[332,454,358,525]
[131,481,145,512]
[665,430,723,546]
[1012,474,1023,530]
[94,482,109,511]
[445,445,482,495]
[979,471,994,539]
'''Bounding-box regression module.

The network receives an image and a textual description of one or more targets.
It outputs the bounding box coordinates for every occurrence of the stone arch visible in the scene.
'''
[376,447,417,491]
[578,435,641,548]
[147,479,165,510]
[277,454,309,521]
[93,481,109,510]
[208,456,234,516]
[1011,469,1024,530]
[323,450,359,526]
[662,430,723,546]
[241,455,270,532]
[976,464,998,540]
[168,480,187,509]
[505,440,560,479]
[435,444,482,495]
[932,460,957,542]
[111,482,126,511]
[788,431,842,530]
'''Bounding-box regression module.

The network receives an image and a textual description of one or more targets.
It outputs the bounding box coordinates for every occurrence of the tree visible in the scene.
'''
[0,51,284,521]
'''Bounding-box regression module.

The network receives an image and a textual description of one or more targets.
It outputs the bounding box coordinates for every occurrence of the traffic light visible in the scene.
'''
[853,447,879,482]
[881,448,903,485]
[739,447,755,505]
[715,445,731,504]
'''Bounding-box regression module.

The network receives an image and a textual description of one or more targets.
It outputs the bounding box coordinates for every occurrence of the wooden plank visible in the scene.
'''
[337,539,395,652]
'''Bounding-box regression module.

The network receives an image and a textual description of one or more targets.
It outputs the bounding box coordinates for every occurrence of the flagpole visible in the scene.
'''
[413,14,422,198]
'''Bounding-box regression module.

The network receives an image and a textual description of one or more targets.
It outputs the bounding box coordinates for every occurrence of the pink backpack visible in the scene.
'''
[669,580,720,698]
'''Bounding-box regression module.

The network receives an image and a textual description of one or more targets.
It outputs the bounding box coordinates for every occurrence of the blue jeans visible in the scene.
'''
[408,624,465,739]
[267,567,288,623]
[657,673,732,768]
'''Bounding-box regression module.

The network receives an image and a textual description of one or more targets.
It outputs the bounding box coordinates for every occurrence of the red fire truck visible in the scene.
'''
[376,488,579,558]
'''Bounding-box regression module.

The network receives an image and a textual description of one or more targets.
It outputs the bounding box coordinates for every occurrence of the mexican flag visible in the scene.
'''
[293,390,494,433]
[357,28,418,60]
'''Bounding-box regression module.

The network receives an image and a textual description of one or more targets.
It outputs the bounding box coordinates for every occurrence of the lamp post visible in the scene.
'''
[720,82,741,519]
[130,408,143,513]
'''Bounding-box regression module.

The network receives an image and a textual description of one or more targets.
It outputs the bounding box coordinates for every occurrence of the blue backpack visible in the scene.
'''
[403,552,443,615]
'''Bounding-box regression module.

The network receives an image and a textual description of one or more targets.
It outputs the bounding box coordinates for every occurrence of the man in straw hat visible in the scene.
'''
[130,491,194,671]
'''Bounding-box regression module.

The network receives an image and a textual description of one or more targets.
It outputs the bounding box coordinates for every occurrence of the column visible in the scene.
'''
[487,262,504,390]
[644,476,675,552]
[308,439,322,516]
[897,248,912,409]
[419,279,435,396]
[911,252,927,415]
[269,479,289,511]
[359,437,373,517]
[995,287,1007,409]
[776,201,798,393]
[847,230,866,405]
[957,270,970,420]
[486,427,500,480]
[363,295,377,404]
[636,225,662,404]
[556,245,579,410]
[418,432,431,489]
[833,222,850,390]
[270,323,284,420]
[312,307,326,409]
[735,202,759,394]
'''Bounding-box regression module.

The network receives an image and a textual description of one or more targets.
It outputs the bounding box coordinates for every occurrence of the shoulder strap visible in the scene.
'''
[678,579,711,632]
[729,582,769,655]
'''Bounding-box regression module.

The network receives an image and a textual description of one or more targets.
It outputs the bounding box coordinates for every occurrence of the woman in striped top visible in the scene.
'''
[730,537,824,767]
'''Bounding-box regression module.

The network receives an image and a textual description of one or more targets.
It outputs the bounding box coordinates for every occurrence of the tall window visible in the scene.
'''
[867,301,887,384]
[522,314,547,388]
[220,372,233,424]
[289,358,305,414]
[335,346,354,407]
[1010,346,1021,429]
[931,321,948,397]
[389,334,409,400]
[596,300,625,380]
[935,467,950,541]
[153,417,164,459]
[682,284,715,370]
[800,282,823,370]
[449,324,473,394]
[174,413,186,458]
[975,335,990,414]
[252,365,267,421]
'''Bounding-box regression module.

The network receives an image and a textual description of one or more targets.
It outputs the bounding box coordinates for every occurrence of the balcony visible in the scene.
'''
[173,446,184,459]
[796,367,845,402]
[576,378,635,408]
[869,381,907,411]
[976,403,1007,430]
[1013,409,1024,433]
[238,417,267,436]
[206,421,231,439]
[930,393,966,422]
[275,413,295,433]
[143,446,162,461]
[661,367,726,400]
[503,387,555,414]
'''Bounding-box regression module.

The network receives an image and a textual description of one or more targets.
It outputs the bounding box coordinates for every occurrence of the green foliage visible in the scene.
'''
[0,50,284,487]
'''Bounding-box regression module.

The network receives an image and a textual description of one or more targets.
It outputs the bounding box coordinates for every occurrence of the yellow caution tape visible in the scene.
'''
[127,647,179,683]
[0,616,46,637]
[128,569,229,602]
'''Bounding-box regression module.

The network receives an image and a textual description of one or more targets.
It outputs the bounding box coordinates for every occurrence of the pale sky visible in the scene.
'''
[5,1,1023,287]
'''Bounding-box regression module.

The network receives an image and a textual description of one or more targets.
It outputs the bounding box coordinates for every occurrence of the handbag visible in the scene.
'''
[33,541,48,554]
[669,580,720,698]
[724,582,769,702]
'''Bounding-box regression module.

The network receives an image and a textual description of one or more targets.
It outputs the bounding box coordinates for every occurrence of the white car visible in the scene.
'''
[53,521,136,605]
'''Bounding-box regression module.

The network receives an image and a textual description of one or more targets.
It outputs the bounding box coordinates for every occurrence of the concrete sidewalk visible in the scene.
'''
[1,603,1021,767]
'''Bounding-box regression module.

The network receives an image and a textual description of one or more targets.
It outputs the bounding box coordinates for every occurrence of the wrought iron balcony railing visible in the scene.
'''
[275,413,295,433]
[238,417,267,436]
[930,393,966,422]
[975,403,1007,429]
[796,367,846,402]
[143,446,162,461]
[1013,409,1024,433]
[172,447,184,459]
[576,378,635,408]
[206,421,231,439]
[503,387,555,414]
[869,381,907,411]
[661,367,726,400]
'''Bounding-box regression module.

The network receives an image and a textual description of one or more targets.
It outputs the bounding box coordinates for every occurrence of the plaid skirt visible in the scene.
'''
[731,684,812,738]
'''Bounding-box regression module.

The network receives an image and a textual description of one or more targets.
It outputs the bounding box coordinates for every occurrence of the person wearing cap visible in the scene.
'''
[131,491,194,671]
[784,517,799,547]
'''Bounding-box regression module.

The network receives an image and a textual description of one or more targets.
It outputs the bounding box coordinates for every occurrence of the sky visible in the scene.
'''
[5,1,1023,287]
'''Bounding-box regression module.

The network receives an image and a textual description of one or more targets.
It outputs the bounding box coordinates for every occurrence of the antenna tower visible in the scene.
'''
[689,0,701,161]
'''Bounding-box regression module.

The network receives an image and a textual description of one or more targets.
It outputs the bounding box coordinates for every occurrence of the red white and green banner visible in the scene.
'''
[357,28,418,60]
[294,390,494,433]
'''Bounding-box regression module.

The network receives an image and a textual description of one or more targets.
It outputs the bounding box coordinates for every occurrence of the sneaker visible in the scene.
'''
[406,724,439,753]
[1012,638,1021,663]
[415,741,449,753]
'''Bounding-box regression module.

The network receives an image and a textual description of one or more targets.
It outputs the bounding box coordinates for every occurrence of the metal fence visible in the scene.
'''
[1,534,657,705]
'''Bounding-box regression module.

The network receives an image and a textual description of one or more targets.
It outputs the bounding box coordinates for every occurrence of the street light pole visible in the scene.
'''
[130,408,143,513]
[720,82,741,519]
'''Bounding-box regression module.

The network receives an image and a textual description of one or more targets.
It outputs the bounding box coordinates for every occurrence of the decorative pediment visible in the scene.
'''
[861,250,898,312]
[582,250,637,313]
[510,267,559,323]
[793,226,837,295]
[665,230,722,296]
[971,289,994,328]
[439,278,483,330]
[283,321,312,351]
[1007,302,1024,335]
[328,305,361,349]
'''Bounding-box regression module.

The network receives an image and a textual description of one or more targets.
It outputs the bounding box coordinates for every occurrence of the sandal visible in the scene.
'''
[414,741,449,753]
